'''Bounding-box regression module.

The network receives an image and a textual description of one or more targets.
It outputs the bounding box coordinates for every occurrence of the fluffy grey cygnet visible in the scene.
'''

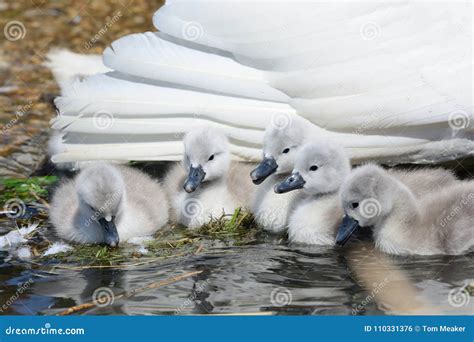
[338,164,473,255]
[163,125,255,228]
[50,163,169,246]
[250,117,311,233]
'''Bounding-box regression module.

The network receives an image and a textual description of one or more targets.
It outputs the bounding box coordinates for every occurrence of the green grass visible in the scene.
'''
[0,176,58,205]
[184,208,258,243]
[38,208,258,266]
[0,175,260,268]
[40,244,132,266]
[39,236,203,267]
[0,177,258,266]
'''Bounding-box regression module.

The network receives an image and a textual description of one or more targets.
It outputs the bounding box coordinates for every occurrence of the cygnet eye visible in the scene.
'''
[208,154,215,161]
[351,202,359,209]
[309,165,318,171]
[282,148,290,154]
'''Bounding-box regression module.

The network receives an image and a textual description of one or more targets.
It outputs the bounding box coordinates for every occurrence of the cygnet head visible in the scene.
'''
[250,116,310,184]
[336,164,394,246]
[274,140,351,195]
[75,163,124,247]
[182,126,230,193]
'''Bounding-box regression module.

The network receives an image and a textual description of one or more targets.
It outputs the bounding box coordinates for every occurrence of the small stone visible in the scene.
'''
[0,86,18,94]
[14,153,35,166]
[70,15,81,25]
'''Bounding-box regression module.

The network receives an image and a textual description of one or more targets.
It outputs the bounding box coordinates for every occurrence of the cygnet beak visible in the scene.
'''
[99,217,119,247]
[250,157,278,184]
[274,172,305,194]
[184,165,206,193]
[335,215,360,247]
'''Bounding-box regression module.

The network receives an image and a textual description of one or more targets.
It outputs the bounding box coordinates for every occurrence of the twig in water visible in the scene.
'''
[195,245,204,254]
[57,270,202,316]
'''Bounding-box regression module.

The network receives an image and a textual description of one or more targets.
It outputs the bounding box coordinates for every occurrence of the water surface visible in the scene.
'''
[1,162,473,316]
[1,231,472,316]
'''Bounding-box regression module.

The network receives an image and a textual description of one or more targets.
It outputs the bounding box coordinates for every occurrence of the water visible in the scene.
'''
[0,162,473,316]
[1,234,473,315]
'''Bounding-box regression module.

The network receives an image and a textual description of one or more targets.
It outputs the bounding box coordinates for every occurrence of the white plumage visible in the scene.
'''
[49,0,473,165]
[45,49,111,92]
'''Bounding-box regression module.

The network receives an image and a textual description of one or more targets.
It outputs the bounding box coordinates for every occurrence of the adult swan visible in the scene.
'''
[49,0,474,165]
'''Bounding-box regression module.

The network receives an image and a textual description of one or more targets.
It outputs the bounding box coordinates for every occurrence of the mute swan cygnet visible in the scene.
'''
[275,140,350,245]
[250,117,312,233]
[276,141,459,246]
[337,164,474,255]
[163,126,255,229]
[50,163,169,246]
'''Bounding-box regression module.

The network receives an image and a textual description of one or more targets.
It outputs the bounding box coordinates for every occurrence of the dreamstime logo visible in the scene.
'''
[439,192,474,228]
[352,111,381,135]
[4,21,26,41]
[270,287,292,307]
[3,198,26,219]
[5,322,85,335]
[83,11,122,50]
[270,113,292,131]
[92,287,115,307]
[2,101,34,136]
[360,198,381,219]
[448,286,470,308]
[84,191,121,227]
[174,279,209,315]
[181,21,203,41]
[360,21,381,41]
[93,110,115,130]
[181,198,203,219]
[0,278,33,313]
[448,110,471,130]
[352,277,389,314]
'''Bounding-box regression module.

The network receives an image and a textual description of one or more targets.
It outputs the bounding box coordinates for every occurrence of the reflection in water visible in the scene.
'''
[346,242,474,315]
[32,268,128,315]
[0,237,473,315]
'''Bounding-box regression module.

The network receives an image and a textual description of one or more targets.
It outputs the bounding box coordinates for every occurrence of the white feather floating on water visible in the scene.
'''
[0,223,41,261]
[127,236,153,255]
[14,247,32,260]
[42,242,73,256]
[0,223,39,249]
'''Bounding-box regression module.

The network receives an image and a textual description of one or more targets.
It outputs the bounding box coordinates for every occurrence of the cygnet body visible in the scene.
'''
[276,141,459,246]
[275,140,350,245]
[250,117,312,233]
[337,164,473,255]
[163,126,255,228]
[50,163,169,246]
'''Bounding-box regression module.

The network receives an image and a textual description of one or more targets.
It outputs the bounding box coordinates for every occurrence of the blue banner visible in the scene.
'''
[0,316,472,342]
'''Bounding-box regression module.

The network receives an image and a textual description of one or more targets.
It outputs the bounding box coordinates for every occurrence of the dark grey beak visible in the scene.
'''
[274,172,305,194]
[250,157,278,185]
[98,217,119,247]
[184,165,206,193]
[335,215,360,246]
